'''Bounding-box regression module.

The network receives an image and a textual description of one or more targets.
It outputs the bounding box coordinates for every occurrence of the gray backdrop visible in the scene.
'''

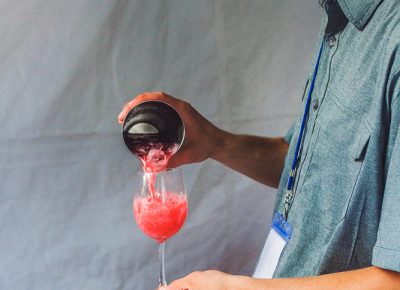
[0,1,321,289]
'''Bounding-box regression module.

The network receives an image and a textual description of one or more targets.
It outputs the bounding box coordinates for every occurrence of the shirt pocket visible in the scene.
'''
[296,87,370,231]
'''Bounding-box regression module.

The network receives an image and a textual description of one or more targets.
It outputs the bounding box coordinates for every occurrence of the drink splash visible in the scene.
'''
[133,142,179,173]
[135,142,179,173]
[133,142,179,197]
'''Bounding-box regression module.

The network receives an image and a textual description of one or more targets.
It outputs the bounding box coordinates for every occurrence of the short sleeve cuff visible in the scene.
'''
[372,246,400,272]
[284,121,298,144]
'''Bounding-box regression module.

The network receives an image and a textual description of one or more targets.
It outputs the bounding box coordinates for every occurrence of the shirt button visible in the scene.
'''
[327,35,336,47]
[313,98,319,111]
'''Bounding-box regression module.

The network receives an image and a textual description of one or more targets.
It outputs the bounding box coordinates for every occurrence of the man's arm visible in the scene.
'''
[118,92,289,188]
[248,266,400,289]
[165,266,400,290]
[211,132,288,188]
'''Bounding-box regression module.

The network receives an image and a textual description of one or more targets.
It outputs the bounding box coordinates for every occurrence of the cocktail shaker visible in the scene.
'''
[122,101,185,162]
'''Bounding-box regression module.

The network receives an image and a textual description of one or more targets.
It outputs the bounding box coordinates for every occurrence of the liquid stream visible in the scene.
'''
[134,142,179,198]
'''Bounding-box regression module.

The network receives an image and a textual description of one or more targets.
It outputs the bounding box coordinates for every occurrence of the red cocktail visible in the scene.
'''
[132,168,187,288]
[134,191,187,243]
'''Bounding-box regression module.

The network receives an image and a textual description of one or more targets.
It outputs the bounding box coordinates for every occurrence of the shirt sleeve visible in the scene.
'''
[372,71,400,272]
[284,121,298,144]
[372,127,400,271]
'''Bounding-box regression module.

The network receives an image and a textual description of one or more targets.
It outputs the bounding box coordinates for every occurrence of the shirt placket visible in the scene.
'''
[292,32,341,194]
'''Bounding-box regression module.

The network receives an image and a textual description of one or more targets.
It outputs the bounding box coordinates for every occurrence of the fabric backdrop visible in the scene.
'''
[0,1,321,289]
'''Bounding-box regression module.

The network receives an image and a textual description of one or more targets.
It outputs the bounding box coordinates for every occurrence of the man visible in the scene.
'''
[118,0,400,288]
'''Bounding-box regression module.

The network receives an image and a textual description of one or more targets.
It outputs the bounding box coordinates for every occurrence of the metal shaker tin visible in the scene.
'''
[122,101,185,159]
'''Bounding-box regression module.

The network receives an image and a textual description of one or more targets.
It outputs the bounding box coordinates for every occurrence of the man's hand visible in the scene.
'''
[118,91,223,168]
[161,270,249,290]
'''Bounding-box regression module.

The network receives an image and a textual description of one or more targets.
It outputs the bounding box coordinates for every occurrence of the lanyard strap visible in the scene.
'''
[286,40,325,192]
[282,40,324,220]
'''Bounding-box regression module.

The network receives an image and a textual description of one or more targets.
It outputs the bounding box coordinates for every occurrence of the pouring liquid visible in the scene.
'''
[133,142,179,197]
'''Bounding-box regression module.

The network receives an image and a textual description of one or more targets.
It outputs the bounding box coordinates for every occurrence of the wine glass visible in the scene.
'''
[132,168,188,288]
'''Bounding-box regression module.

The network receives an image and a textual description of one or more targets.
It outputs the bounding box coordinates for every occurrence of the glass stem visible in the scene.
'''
[158,242,167,287]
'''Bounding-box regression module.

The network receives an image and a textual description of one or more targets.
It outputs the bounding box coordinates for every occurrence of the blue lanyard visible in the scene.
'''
[286,40,325,192]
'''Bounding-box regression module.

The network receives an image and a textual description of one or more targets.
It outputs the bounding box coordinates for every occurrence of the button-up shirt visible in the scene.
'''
[273,0,400,277]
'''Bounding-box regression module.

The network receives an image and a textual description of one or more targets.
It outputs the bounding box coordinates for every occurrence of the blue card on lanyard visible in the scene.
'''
[253,212,292,278]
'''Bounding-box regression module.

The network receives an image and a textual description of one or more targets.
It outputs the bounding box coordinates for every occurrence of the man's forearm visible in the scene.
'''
[236,266,400,290]
[210,130,289,188]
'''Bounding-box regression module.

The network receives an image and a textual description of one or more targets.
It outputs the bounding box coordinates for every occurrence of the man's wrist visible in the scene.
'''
[208,127,232,161]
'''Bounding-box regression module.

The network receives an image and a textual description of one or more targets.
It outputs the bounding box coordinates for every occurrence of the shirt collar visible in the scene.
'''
[337,0,384,30]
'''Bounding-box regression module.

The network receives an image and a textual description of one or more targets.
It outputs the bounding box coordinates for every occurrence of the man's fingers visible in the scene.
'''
[159,285,188,290]
[166,272,200,290]
[166,282,189,290]
[166,153,183,169]
[117,106,131,124]
[166,276,188,290]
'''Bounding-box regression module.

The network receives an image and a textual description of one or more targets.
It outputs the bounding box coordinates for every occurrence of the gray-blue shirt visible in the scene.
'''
[274,0,400,277]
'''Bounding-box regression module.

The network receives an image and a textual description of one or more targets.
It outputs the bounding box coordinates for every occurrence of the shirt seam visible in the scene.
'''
[390,67,400,105]
[327,86,374,134]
